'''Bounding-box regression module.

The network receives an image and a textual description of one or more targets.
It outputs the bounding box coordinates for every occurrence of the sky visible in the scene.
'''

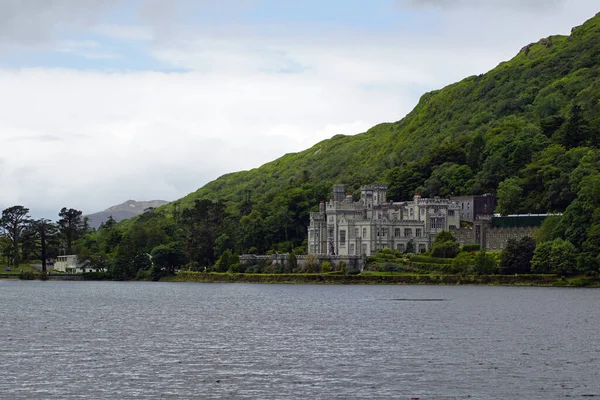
[0,0,598,219]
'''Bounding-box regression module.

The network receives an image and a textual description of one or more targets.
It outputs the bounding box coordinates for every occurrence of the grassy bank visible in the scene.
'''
[0,264,37,275]
[161,271,598,287]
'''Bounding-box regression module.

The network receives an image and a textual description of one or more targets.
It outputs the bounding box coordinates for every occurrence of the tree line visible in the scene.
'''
[0,206,89,271]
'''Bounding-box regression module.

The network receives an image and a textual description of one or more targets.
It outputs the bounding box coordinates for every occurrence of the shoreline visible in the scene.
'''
[4,271,599,287]
[161,272,600,287]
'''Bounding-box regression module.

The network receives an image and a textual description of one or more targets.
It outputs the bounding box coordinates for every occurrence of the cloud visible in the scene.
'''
[0,66,410,217]
[0,0,121,47]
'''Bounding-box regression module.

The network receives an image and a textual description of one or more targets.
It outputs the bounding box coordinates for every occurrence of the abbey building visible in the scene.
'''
[308,184,462,256]
[308,184,550,256]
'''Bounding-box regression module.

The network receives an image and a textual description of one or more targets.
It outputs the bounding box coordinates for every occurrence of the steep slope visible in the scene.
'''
[86,200,168,229]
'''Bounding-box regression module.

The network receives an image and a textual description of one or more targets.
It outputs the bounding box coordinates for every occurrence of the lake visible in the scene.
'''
[0,281,599,399]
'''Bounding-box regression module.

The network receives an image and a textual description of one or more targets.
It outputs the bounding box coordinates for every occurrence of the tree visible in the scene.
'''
[27,219,58,272]
[560,104,588,149]
[405,239,415,254]
[214,233,234,259]
[151,242,187,277]
[181,199,228,268]
[58,207,84,254]
[214,249,239,272]
[531,241,553,274]
[431,231,460,258]
[496,178,523,215]
[0,206,31,267]
[0,235,13,267]
[499,236,536,274]
[532,238,578,276]
[549,238,578,276]
[474,250,497,275]
[422,162,473,197]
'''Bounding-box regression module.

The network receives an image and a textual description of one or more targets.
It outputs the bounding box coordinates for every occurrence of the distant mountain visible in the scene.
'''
[86,200,169,229]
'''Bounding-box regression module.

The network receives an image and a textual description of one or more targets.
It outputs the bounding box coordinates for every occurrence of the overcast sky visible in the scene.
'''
[1,0,598,219]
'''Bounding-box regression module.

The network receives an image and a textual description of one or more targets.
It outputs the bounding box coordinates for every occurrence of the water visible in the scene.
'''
[0,281,599,399]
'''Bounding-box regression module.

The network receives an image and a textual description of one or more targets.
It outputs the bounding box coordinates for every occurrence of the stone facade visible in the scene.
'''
[451,218,534,251]
[452,214,555,250]
[450,194,497,223]
[308,184,554,258]
[308,184,461,257]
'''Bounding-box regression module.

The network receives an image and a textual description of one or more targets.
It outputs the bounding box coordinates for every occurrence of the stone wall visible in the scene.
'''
[240,253,364,272]
[451,225,535,251]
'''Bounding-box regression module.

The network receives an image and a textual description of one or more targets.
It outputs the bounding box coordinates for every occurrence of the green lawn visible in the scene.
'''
[360,271,434,277]
[0,263,37,275]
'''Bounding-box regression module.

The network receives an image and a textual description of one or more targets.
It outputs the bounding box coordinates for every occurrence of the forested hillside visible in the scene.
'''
[77,12,600,277]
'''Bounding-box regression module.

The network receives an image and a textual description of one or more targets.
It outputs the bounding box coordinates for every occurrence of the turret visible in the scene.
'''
[333,184,345,203]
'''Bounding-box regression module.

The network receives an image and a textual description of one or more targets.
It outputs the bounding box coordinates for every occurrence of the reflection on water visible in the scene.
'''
[0,281,599,399]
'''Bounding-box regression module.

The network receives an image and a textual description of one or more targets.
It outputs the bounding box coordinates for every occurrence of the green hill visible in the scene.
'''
[96,12,600,277]
[177,12,600,206]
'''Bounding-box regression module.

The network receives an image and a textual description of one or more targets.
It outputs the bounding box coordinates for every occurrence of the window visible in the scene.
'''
[355,228,359,238]
[404,228,412,237]
[350,244,355,255]
[363,228,367,238]
[340,230,346,245]
[397,243,405,252]
[394,228,401,237]
[430,218,443,229]
[416,229,422,237]
[419,244,426,253]
[362,244,368,255]
[448,210,455,217]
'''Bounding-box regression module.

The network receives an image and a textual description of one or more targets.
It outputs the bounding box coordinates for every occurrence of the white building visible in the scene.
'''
[52,255,96,273]
[308,184,461,256]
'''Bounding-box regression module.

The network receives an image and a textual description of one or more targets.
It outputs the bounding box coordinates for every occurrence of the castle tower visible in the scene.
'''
[333,184,345,203]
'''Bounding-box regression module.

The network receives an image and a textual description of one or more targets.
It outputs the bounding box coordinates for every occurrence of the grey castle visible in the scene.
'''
[308,184,552,256]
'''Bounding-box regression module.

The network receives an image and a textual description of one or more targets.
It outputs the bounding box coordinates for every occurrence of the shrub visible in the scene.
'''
[409,255,451,265]
[462,244,481,252]
[321,261,332,273]
[19,271,36,280]
[228,262,244,273]
[431,231,460,258]
[134,269,151,280]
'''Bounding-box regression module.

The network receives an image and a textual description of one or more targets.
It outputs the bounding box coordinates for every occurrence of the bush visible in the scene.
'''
[134,269,151,281]
[462,244,481,252]
[19,271,36,280]
[409,255,451,265]
[431,231,460,258]
[228,262,244,273]
[321,261,332,273]
[378,263,404,273]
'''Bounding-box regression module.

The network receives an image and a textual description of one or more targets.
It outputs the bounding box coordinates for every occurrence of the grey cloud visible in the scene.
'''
[0,0,259,47]
[0,0,122,46]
